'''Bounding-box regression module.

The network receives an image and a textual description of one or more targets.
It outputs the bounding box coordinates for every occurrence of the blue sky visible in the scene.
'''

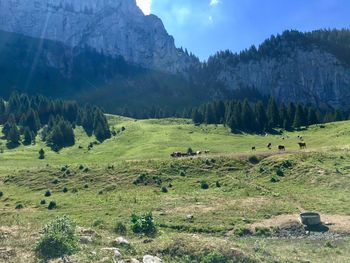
[138,0,350,61]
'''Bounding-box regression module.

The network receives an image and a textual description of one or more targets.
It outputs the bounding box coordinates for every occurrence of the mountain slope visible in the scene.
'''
[0,0,199,74]
[0,30,203,114]
[203,30,350,109]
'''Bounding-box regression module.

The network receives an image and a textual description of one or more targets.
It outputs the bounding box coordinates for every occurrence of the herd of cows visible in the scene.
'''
[170,136,307,158]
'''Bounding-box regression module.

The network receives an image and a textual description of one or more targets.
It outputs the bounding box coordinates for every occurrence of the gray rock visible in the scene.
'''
[113,236,130,246]
[80,235,93,244]
[143,255,162,263]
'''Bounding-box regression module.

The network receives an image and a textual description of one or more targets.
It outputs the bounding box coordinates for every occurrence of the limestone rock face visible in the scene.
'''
[0,0,196,73]
[212,49,350,108]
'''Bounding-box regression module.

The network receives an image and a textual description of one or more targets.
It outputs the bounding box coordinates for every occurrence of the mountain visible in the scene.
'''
[0,0,198,74]
[0,30,204,115]
[0,0,350,111]
[203,30,350,109]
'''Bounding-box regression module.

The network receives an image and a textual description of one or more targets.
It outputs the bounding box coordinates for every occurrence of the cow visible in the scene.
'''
[204,150,210,154]
[267,143,272,149]
[298,142,307,149]
[252,146,256,151]
[278,145,286,151]
[170,152,182,158]
[196,151,202,155]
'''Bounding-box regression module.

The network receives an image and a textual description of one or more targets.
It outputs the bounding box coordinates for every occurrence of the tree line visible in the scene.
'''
[190,97,348,133]
[0,92,110,150]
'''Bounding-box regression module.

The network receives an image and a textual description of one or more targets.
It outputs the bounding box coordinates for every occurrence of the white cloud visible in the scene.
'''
[210,0,220,6]
[136,0,152,15]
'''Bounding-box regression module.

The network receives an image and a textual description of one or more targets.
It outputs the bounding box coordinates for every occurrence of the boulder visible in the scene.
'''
[80,236,93,244]
[112,236,130,246]
[143,255,162,263]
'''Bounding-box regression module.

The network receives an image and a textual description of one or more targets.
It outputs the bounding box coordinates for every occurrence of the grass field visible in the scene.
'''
[1,116,350,262]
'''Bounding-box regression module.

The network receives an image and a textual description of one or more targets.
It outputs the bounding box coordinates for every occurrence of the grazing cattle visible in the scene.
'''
[204,150,210,154]
[267,143,272,149]
[278,145,286,151]
[170,152,182,158]
[298,142,307,149]
[196,151,202,155]
[252,146,256,151]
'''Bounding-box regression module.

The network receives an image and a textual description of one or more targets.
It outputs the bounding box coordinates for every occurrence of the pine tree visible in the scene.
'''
[254,101,267,133]
[293,105,303,129]
[7,124,20,145]
[287,102,296,128]
[267,97,279,129]
[307,108,318,125]
[241,100,254,131]
[191,109,203,124]
[23,127,34,145]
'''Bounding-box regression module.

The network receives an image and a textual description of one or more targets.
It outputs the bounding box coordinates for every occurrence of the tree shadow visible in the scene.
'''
[6,142,20,149]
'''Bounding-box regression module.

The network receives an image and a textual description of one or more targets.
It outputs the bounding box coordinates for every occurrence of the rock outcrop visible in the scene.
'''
[0,0,197,73]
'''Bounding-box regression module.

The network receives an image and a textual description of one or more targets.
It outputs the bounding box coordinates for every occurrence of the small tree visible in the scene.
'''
[35,216,78,259]
[39,149,45,159]
[23,127,34,145]
[130,212,156,236]
[7,124,20,145]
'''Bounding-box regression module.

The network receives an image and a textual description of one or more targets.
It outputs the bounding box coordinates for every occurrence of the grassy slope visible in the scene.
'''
[1,116,350,262]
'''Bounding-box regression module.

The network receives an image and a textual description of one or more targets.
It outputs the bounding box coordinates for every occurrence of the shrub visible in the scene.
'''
[62,187,68,193]
[255,227,271,236]
[15,203,24,210]
[35,216,78,259]
[44,190,51,197]
[72,188,78,193]
[161,186,168,193]
[179,171,186,177]
[0,191,3,198]
[248,155,259,164]
[234,227,252,237]
[114,222,127,235]
[282,160,292,168]
[84,184,89,189]
[215,181,221,188]
[40,200,46,205]
[276,169,284,177]
[270,176,279,183]
[52,179,60,185]
[200,181,209,189]
[202,251,228,263]
[48,201,57,210]
[130,212,156,236]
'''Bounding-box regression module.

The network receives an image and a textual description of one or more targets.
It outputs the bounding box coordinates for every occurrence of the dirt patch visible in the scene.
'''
[251,213,350,240]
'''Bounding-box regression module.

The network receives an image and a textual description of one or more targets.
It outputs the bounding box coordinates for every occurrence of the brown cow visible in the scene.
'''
[252,146,256,151]
[278,145,286,151]
[298,142,307,149]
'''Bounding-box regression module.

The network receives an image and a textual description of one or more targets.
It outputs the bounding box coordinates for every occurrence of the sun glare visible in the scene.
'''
[136,0,151,15]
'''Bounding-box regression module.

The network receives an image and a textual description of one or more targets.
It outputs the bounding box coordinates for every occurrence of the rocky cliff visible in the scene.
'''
[0,0,197,73]
[204,30,350,109]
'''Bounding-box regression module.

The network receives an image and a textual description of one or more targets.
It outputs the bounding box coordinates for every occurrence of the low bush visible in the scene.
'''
[114,222,127,235]
[35,216,78,259]
[15,203,24,209]
[270,176,279,183]
[130,212,156,236]
[202,251,229,263]
[248,155,259,164]
[276,169,284,177]
[62,187,68,193]
[255,227,271,236]
[161,186,168,193]
[215,181,221,188]
[0,191,3,198]
[200,181,209,189]
[48,201,57,210]
[44,190,51,197]
[234,227,252,237]
[40,200,46,205]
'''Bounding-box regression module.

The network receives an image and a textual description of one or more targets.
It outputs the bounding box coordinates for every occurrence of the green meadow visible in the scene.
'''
[1,116,350,262]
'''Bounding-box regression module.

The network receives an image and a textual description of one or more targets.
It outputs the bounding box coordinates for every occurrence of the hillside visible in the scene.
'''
[203,29,350,109]
[1,116,350,262]
[0,30,203,115]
